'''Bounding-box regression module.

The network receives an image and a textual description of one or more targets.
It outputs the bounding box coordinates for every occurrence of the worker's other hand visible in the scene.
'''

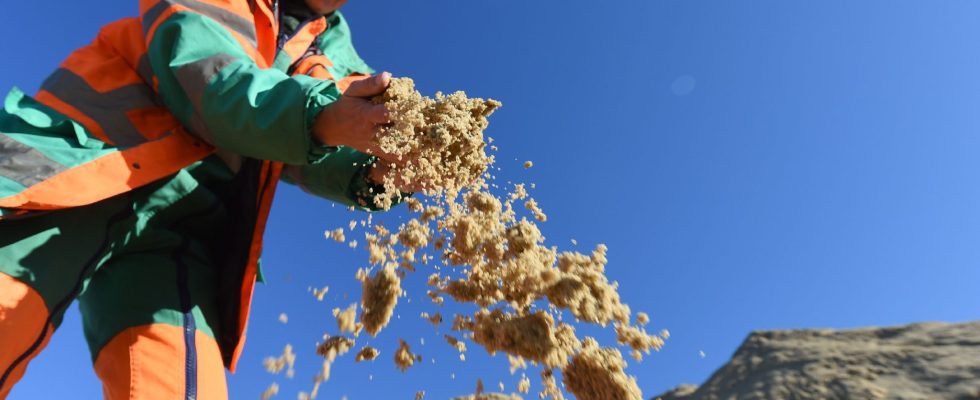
[313,72,394,160]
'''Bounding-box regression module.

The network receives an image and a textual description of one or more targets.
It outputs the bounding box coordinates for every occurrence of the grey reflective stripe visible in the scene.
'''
[174,53,239,143]
[141,0,170,37]
[40,69,159,147]
[143,0,257,48]
[0,133,68,188]
[173,0,257,47]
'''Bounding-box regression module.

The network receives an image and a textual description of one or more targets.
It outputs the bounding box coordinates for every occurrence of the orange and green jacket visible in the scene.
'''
[0,0,382,371]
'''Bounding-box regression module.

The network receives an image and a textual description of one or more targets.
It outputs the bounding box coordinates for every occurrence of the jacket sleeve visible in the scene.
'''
[141,1,339,165]
[280,146,392,210]
[319,12,375,82]
[280,11,404,211]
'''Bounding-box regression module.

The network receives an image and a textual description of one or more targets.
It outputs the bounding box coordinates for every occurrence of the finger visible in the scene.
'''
[366,143,402,165]
[345,72,392,98]
[365,103,391,124]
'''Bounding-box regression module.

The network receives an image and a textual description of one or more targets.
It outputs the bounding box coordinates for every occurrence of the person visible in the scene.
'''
[0,0,407,398]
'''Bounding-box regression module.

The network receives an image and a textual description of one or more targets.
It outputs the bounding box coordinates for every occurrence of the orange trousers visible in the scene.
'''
[0,169,231,399]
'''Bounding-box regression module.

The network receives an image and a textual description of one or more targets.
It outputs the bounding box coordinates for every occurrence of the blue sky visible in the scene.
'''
[4,1,980,398]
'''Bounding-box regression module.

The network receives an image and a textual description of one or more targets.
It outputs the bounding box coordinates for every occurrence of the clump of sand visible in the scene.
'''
[463,310,580,370]
[563,338,643,400]
[355,346,379,362]
[263,344,296,378]
[540,369,565,400]
[358,265,401,336]
[260,383,279,400]
[333,303,362,335]
[311,286,329,301]
[421,312,442,326]
[395,339,422,372]
[517,374,531,394]
[326,228,345,243]
[305,335,356,399]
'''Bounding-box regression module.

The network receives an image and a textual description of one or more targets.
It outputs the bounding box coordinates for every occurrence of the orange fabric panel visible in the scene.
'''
[229,161,283,372]
[281,17,328,65]
[60,21,145,93]
[126,107,184,141]
[95,324,228,400]
[139,0,165,16]
[0,130,214,210]
[293,55,335,80]
[307,65,334,80]
[102,18,152,77]
[252,0,278,67]
[34,90,113,144]
[336,73,371,94]
[0,273,53,399]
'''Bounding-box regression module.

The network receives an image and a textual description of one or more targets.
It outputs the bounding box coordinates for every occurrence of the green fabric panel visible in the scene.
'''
[146,12,248,135]
[147,12,342,165]
[78,250,220,361]
[0,88,113,167]
[0,190,131,328]
[272,51,294,73]
[304,87,341,163]
[1,87,107,151]
[321,11,375,78]
[255,258,265,284]
[281,146,372,207]
[0,175,27,195]
[0,88,115,200]
[280,146,408,212]
[0,163,229,362]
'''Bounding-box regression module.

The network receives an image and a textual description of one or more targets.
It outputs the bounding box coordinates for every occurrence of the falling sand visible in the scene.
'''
[306,335,356,399]
[355,346,379,362]
[395,339,422,372]
[263,344,296,378]
[294,77,659,399]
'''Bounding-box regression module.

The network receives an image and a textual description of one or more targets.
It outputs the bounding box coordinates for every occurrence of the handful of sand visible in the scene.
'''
[369,78,501,209]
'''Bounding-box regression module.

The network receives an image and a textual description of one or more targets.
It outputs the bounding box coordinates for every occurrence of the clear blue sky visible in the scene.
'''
[3,1,980,399]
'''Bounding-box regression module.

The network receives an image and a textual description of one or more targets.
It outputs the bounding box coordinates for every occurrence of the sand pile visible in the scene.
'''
[655,320,980,400]
[266,78,661,399]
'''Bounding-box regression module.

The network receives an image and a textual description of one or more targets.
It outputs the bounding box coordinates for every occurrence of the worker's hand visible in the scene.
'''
[313,72,394,160]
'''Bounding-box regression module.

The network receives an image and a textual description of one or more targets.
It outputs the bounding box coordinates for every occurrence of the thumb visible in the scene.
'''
[344,72,392,98]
